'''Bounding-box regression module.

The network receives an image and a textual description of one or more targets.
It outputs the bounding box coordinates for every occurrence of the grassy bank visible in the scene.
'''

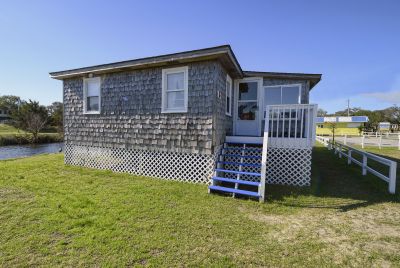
[0,124,62,145]
[0,145,399,266]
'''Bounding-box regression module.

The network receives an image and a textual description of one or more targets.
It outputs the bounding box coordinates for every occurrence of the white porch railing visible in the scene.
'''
[263,104,318,149]
[259,104,318,201]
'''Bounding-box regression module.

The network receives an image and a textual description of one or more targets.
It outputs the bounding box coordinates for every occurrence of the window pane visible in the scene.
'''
[238,102,257,120]
[87,80,100,97]
[226,80,231,114]
[167,72,184,91]
[265,86,281,105]
[282,86,300,104]
[239,82,257,100]
[87,96,99,111]
[167,91,184,109]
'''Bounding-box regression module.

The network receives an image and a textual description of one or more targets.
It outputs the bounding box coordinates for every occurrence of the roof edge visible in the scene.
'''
[50,45,243,79]
[244,71,322,89]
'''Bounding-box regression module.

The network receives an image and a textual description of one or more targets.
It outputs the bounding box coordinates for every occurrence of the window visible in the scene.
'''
[238,81,258,120]
[83,77,101,114]
[264,84,301,105]
[162,66,188,113]
[226,75,232,116]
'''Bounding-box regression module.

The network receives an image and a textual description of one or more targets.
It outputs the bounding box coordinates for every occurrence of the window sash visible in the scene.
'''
[83,77,101,114]
[226,75,232,116]
[162,67,188,113]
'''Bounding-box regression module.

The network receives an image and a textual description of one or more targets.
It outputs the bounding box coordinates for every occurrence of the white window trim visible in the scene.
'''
[263,83,302,105]
[161,66,188,113]
[225,74,232,116]
[83,77,101,115]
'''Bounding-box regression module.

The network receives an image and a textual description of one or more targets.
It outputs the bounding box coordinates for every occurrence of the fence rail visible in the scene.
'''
[316,136,397,194]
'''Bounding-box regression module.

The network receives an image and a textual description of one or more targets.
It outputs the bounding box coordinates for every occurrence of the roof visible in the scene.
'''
[316,116,369,123]
[49,45,321,89]
[50,45,243,80]
[244,71,321,89]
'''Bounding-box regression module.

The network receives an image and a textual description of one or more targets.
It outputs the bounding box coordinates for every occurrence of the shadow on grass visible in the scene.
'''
[265,145,400,211]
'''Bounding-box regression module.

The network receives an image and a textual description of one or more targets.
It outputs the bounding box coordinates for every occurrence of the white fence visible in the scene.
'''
[333,134,400,150]
[316,136,397,194]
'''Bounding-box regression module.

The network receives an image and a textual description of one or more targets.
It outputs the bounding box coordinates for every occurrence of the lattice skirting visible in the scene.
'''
[64,144,219,184]
[221,146,312,187]
[266,148,312,186]
[64,144,311,186]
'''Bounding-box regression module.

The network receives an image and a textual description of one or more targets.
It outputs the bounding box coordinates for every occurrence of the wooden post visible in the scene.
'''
[362,155,367,175]
[361,135,365,149]
[379,135,382,149]
[344,134,347,145]
[389,161,397,194]
[348,150,352,165]
[259,107,269,202]
[339,144,342,158]
[398,134,400,151]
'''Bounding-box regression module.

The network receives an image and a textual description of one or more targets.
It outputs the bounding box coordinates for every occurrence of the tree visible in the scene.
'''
[13,100,48,142]
[326,122,338,142]
[0,95,23,115]
[47,102,63,133]
[317,108,328,117]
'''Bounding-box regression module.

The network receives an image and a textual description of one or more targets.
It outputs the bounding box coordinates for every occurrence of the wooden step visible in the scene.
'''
[223,147,262,153]
[212,176,260,186]
[221,154,262,159]
[208,185,260,197]
[217,161,261,168]
[215,168,261,177]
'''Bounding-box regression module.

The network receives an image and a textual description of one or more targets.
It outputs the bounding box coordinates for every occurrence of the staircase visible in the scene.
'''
[208,141,264,201]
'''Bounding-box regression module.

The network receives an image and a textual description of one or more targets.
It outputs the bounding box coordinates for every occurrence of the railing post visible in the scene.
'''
[259,106,269,203]
[339,144,342,158]
[362,155,367,175]
[361,135,365,149]
[398,134,400,151]
[379,135,382,149]
[389,161,397,194]
[348,150,352,165]
[344,134,347,145]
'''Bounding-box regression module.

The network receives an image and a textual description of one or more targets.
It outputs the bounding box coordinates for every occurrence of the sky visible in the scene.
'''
[0,0,399,113]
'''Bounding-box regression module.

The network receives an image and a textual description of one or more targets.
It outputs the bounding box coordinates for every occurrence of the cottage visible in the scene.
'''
[50,45,321,201]
[316,116,369,136]
[0,109,11,122]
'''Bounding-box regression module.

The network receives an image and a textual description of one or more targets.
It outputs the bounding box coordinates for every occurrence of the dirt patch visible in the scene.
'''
[0,187,34,202]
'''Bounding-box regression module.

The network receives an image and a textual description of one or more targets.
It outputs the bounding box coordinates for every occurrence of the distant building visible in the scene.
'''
[316,116,369,136]
[0,109,11,122]
[378,122,391,132]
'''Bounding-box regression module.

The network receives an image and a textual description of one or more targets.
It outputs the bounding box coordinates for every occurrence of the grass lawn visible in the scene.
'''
[0,124,61,145]
[1,144,400,266]
[0,123,58,136]
[0,124,24,135]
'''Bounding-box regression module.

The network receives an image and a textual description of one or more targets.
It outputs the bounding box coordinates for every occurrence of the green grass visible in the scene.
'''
[0,124,24,135]
[0,124,62,145]
[1,145,400,267]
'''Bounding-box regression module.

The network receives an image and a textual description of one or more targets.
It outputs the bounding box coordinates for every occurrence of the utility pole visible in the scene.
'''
[347,99,350,116]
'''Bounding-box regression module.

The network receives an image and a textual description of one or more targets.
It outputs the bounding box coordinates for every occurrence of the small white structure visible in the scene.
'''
[378,122,391,132]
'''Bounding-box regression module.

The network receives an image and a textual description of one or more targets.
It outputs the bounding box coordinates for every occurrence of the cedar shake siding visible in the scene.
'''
[64,61,229,155]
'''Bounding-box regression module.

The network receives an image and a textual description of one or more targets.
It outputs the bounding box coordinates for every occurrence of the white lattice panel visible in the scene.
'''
[65,144,217,184]
[266,148,312,186]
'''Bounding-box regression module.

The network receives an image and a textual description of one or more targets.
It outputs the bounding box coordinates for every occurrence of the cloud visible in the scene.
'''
[361,90,400,104]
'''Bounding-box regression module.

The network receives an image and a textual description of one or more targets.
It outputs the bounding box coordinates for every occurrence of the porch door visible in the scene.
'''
[234,80,261,136]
